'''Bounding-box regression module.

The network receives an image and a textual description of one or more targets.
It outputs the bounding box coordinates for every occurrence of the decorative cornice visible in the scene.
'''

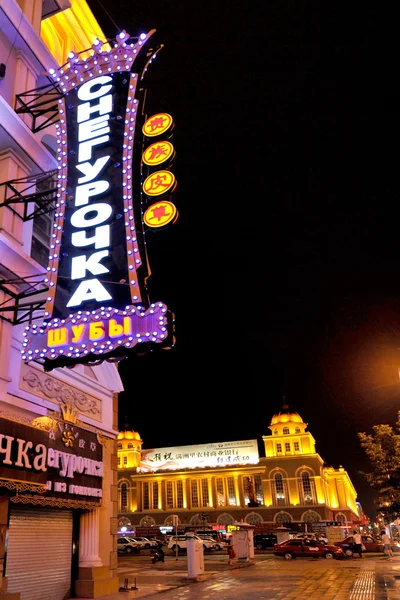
[21,362,101,420]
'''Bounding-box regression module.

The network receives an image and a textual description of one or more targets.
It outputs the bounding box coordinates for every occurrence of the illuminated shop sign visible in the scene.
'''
[22,31,176,370]
[138,440,259,472]
[141,113,179,229]
[0,417,103,502]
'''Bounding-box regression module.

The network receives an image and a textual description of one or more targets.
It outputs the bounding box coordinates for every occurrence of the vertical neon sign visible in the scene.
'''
[22,31,175,370]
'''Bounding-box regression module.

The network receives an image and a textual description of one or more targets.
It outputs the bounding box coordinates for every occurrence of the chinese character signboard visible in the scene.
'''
[138,440,259,472]
[22,30,177,370]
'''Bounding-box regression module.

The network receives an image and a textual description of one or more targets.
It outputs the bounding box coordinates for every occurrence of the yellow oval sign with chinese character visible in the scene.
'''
[142,113,173,138]
[143,200,178,228]
[142,141,175,167]
[143,170,176,197]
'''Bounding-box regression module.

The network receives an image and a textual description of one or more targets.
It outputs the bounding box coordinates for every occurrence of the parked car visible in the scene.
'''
[295,533,329,545]
[274,539,344,560]
[168,535,217,551]
[131,536,160,549]
[148,537,166,547]
[254,534,278,549]
[117,536,142,554]
[199,537,227,550]
[333,535,384,557]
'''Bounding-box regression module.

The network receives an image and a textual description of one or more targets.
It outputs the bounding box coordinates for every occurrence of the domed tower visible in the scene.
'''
[117,427,143,469]
[262,403,316,457]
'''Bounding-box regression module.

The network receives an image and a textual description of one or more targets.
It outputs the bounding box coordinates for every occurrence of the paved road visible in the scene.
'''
[76,551,400,600]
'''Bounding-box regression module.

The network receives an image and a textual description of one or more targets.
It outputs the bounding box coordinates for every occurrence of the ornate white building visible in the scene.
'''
[0,2,123,599]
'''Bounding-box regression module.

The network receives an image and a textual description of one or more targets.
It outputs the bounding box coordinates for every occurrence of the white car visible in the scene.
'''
[117,536,142,553]
[131,536,159,549]
[199,536,226,550]
[168,535,217,551]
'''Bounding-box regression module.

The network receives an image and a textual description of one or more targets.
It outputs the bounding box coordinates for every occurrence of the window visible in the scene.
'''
[275,511,292,525]
[274,473,286,505]
[276,443,282,453]
[294,441,300,452]
[190,479,209,508]
[216,478,225,506]
[285,442,291,453]
[117,456,121,466]
[191,480,199,508]
[127,443,133,449]
[227,477,236,506]
[283,427,289,434]
[254,474,264,504]
[165,480,184,509]
[117,443,122,449]
[295,427,301,433]
[166,482,174,508]
[123,456,127,466]
[335,513,346,523]
[121,483,127,509]
[273,429,278,435]
[30,176,56,268]
[301,472,314,503]
[177,480,184,508]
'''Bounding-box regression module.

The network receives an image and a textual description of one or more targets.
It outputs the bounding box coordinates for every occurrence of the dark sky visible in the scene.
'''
[87,0,400,517]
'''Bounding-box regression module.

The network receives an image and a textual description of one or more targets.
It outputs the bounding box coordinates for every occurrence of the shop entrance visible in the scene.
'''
[5,505,73,600]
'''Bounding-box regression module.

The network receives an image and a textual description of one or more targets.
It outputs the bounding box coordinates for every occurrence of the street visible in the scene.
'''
[113,551,400,599]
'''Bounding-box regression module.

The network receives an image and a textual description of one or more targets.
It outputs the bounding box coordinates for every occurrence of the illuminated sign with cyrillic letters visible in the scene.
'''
[22,31,176,370]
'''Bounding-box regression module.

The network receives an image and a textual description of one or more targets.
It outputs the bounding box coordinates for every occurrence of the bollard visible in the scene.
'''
[131,577,138,591]
[118,577,130,592]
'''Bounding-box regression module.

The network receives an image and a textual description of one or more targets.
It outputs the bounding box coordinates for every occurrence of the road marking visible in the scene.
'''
[349,569,375,599]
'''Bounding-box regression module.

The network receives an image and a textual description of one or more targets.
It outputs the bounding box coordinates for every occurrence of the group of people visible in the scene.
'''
[352,530,394,559]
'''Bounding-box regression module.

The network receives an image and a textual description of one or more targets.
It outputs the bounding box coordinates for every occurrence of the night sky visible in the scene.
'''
[87,1,400,517]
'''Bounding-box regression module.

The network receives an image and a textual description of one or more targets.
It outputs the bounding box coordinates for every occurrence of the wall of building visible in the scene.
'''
[117,411,359,535]
[0,1,124,598]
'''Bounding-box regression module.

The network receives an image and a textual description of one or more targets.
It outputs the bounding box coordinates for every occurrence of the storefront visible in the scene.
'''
[0,413,109,600]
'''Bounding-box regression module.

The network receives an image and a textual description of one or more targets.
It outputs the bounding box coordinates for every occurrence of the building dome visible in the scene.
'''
[270,404,304,425]
[117,429,141,441]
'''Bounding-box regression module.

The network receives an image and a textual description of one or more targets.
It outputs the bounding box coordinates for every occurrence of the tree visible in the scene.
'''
[358,411,400,522]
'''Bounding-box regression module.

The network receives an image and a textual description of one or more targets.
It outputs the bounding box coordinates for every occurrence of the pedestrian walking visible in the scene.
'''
[352,531,363,558]
[227,543,236,565]
[381,531,394,559]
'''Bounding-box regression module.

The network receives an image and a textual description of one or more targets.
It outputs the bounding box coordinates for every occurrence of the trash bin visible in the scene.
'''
[187,537,204,577]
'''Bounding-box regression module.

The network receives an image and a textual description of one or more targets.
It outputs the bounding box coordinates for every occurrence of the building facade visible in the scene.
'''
[117,406,359,536]
[0,2,123,599]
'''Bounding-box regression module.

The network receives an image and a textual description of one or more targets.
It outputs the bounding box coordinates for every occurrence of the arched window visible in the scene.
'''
[121,483,127,509]
[217,513,235,526]
[283,427,290,434]
[117,443,122,449]
[335,513,346,523]
[274,511,292,525]
[245,512,263,525]
[127,443,133,449]
[300,472,315,503]
[302,510,320,523]
[140,516,156,526]
[273,429,278,435]
[274,473,286,506]
[295,427,300,433]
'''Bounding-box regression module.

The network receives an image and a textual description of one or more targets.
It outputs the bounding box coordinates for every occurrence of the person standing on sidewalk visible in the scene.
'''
[352,531,363,558]
[227,543,236,565]
[381,531,394,559]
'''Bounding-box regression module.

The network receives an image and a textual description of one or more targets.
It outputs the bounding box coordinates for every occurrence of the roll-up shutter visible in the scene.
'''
[6,506,73,600]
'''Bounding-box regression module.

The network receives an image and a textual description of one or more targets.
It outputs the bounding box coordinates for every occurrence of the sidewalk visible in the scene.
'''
[74,554,400,600]
[74,557,252,600]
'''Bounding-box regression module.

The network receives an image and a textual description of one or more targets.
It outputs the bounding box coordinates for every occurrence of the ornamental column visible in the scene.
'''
[79,509,103,567]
